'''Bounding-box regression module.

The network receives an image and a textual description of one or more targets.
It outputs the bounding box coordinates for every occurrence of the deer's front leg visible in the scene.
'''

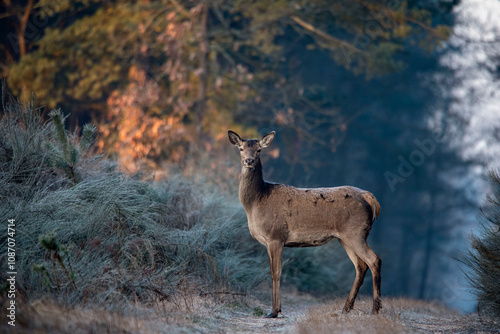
[265,241,283,318]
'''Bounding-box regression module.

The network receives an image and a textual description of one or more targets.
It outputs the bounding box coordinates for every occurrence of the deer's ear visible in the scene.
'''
[259,131,275,148]
[228,130,243,146]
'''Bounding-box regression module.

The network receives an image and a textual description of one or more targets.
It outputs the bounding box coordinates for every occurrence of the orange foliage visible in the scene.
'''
[95,7,258,181]
[97,66,189,172]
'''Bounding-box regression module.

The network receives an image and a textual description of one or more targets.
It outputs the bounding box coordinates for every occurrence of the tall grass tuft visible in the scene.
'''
[0,95,267,310]
[461,169,500,318]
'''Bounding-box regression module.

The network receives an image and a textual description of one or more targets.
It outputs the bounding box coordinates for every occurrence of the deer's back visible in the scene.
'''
[246,183,375,247]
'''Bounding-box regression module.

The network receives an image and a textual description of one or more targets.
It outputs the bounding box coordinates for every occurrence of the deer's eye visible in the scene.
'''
[257,149,261,153]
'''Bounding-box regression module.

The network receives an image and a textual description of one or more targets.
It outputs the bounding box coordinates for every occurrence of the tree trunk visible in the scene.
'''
[418,162,436,299]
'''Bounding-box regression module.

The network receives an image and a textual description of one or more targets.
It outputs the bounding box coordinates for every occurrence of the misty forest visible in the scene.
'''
[1,0,500,333]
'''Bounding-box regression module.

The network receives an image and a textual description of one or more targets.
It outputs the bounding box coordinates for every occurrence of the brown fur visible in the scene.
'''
[228,130,382,317]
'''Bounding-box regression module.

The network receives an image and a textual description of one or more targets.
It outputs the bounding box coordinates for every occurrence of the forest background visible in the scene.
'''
[2,0,500,315]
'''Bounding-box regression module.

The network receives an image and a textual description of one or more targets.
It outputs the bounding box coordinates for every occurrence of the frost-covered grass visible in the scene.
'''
[0,96,267,312]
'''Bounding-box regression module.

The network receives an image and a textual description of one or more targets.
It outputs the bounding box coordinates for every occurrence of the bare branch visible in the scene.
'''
[290,15,360,52]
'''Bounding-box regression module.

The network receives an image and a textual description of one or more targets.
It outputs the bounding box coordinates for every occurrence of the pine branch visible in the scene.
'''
[80,123,97,152]
[48,109,70,161]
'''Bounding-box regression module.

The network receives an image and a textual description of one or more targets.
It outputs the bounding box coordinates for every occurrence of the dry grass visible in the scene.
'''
[293,297,498,334]
[0,290,259,334]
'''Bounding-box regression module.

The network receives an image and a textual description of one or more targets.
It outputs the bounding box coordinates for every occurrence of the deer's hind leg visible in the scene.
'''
[339,240,368,314]
[346,239,382,314]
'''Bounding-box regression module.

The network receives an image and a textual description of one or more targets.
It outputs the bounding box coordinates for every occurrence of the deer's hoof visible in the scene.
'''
[372,299,382,314]
[265,313,278,318]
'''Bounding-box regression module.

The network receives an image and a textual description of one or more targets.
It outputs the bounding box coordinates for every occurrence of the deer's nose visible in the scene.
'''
[245,158,255,166]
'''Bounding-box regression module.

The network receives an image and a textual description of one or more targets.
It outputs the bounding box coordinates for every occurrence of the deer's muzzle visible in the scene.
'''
[244,158,255,168]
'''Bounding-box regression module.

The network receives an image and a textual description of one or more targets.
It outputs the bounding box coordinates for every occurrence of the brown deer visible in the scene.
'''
[228,130,382,318]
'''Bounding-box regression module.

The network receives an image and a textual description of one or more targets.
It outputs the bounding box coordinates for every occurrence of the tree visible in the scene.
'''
[461,170,500,318]
[4,0,451,172]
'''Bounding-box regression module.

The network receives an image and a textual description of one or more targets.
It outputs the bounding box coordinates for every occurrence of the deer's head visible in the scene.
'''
[228,130,276,169]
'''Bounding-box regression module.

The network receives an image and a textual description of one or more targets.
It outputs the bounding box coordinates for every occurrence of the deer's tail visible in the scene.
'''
[362,191,381,222]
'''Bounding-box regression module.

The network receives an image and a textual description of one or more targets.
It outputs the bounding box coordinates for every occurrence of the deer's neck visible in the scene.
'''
[239,160,268,209]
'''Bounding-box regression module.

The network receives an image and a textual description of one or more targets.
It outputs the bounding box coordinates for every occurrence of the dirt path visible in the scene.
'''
[214,309,301,333]
[213,298,315,334]
[205,296,498,334]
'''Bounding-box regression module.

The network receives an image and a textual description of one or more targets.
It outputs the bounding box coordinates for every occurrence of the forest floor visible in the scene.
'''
[3,290,499,333]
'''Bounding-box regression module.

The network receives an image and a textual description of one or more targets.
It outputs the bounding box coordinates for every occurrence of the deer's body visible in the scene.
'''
[229,130,382,318]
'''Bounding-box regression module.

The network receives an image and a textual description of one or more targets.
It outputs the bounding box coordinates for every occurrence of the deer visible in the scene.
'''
[228,130,382,318]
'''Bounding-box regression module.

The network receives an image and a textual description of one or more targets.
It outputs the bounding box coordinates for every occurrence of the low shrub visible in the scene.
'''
[0,95,267,309]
